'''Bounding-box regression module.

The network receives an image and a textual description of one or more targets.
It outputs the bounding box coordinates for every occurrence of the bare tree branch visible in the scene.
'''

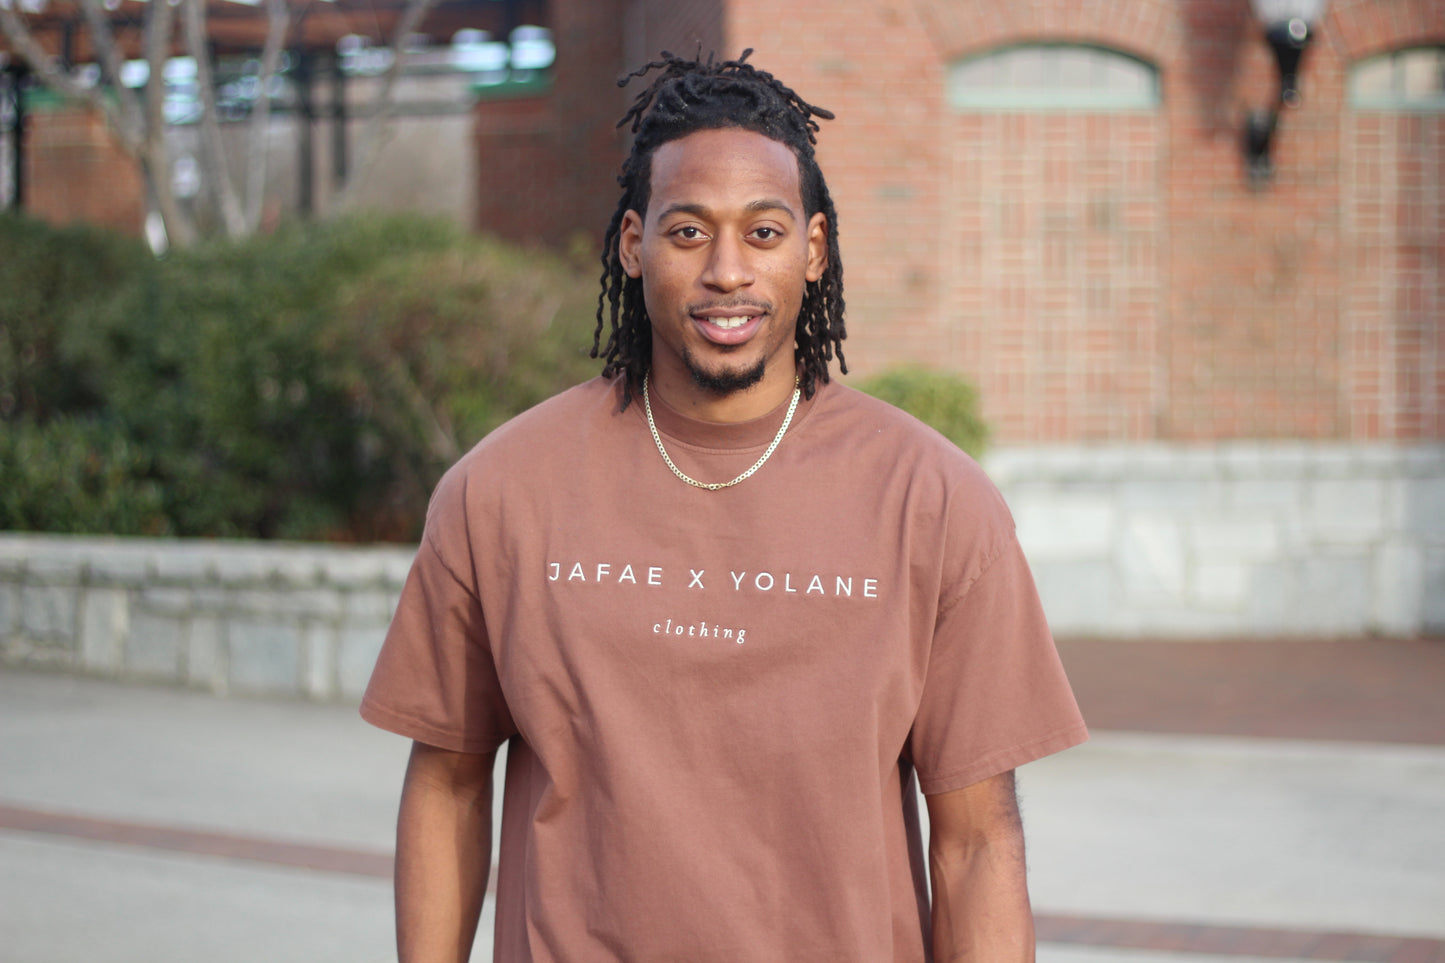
[181,0,244,238]
[331,0,440,214]
[0,0,194,246]
[0,3,128,146]
[244,0,290,234]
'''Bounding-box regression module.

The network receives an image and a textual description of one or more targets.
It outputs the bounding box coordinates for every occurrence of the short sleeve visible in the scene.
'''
[360,524,516,755]
[906,533,1088,795]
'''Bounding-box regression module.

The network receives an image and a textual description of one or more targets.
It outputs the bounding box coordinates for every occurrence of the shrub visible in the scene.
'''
[316,225,599,539]
[0,417,168,535]
[856,365,990,458]
[0,213,152,423]
[2,213,600,541]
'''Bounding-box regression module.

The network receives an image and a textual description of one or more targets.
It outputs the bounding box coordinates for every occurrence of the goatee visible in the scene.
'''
[684,352,768,396]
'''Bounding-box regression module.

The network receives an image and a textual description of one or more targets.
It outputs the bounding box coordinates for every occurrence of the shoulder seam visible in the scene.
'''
[935,522,1011,621]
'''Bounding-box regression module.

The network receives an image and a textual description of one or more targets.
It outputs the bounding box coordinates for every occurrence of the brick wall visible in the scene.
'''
[625,0,724,69]
[945,111,1165,442]
[473,0,631,248]
[1343,111,1445,440]
[489,0,1443,445]
[472,0,727,248]
[727,0,1442,443]
[24,106,145,236]
[1159,1,1347,441]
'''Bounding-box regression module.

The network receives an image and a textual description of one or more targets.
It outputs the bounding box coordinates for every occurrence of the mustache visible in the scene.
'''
[686,299,772,315]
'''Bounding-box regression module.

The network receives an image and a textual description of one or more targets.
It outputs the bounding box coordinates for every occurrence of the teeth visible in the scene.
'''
[709,316,752,329]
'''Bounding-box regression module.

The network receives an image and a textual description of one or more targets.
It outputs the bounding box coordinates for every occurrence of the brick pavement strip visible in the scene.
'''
[1,801,1440,962]
[1033,914,1445,962]
[0,802,392,879]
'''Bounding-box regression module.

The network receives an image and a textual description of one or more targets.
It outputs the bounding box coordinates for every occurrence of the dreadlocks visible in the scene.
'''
[592,49,847,406]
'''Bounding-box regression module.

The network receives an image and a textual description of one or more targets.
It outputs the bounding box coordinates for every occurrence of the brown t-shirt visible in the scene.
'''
[362,375,1087,962]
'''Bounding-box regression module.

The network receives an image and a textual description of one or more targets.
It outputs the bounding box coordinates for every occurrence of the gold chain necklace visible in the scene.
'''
[643,373,801,491]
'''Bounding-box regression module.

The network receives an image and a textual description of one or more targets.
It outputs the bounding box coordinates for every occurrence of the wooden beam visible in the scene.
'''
[0,0,547,61]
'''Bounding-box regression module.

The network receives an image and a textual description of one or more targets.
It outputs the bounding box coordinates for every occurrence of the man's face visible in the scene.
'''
[619,127,828,410]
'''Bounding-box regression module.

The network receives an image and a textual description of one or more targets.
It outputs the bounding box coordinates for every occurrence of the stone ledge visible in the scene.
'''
[988,442,1445,638]
[985,442,1445,485]
[0,534,415,702]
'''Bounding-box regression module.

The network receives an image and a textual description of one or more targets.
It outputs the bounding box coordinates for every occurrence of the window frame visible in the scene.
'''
[1348,47,1445,112]
[947,43,1161,112]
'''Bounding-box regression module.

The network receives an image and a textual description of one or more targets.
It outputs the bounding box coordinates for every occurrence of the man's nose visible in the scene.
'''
[700,235,754,292]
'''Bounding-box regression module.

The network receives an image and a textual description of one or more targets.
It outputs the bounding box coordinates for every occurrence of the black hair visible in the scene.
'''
[591,49,847,406]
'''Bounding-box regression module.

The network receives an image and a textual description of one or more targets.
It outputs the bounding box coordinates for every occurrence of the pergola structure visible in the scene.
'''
[0,0,546,212]
[2,0,544,61]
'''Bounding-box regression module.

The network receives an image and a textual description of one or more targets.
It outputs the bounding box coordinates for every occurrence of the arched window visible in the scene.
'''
[1349,47,1445,110]
[948,44,1160,111]
[941,43,1164,441]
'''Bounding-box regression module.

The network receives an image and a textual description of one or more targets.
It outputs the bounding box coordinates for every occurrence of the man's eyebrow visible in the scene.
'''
[654,199,799,222]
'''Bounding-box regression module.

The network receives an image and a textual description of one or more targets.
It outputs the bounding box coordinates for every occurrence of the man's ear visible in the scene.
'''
[619,210,644,279]
[805,212,828,283]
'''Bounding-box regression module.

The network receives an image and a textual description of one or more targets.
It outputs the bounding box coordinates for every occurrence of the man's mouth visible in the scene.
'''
[689,303,770,345]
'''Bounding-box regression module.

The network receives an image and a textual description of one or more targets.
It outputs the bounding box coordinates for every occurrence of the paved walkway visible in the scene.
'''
[1,637,1442,962]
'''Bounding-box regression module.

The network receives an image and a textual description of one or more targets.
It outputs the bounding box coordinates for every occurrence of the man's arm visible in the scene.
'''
[925,769,1034,962]
[395,740,497,963]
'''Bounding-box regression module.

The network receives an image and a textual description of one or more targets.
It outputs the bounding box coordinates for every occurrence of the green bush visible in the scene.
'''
[1,213,599,541]
[0,417,168,535]
[857,365,989,458]
[0,213,152,422]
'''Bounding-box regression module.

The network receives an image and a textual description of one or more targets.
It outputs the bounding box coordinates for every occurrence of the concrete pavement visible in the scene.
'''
[1,646,1443,962]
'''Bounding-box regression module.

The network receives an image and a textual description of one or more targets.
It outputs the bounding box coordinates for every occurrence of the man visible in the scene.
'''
[362,51,1087,962]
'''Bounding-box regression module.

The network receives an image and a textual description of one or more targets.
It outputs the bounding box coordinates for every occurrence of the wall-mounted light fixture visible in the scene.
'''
[1244,0,1330,186]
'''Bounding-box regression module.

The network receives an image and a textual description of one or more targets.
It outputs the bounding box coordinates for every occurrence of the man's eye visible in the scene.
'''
[752,227,779,240]
[674,226,704,240]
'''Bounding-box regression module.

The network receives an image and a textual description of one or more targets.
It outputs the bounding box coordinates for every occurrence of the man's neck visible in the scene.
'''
[647,364,799,424]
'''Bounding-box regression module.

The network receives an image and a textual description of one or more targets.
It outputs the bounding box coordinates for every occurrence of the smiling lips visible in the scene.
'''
[692,306,767,345]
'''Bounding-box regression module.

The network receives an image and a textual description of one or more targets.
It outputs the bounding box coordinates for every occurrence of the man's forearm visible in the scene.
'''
[928,828,1034,961]
[395,743,496,963]
[926,770,1035,962]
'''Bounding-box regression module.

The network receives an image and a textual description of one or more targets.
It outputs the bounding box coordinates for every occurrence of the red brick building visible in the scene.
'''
[7,0,1439,634]
[474,0,1444,448]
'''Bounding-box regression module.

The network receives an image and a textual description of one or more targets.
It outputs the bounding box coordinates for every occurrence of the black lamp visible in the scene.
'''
[1244,0,1329,186]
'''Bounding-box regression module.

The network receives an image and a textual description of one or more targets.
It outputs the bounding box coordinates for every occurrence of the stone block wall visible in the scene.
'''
[989,443,1445,638]
[0,536,414,701]
[3,442,1440,702]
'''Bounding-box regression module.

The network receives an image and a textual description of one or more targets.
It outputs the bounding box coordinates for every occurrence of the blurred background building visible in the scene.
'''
[463,0,1445,641]
[3,0,1442,644]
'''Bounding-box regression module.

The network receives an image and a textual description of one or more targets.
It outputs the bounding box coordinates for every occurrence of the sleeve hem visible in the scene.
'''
[917,722,1090,796]
[359,698,502,755]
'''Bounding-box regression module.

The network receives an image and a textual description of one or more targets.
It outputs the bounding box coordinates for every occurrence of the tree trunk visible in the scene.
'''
[182,0,246,239]
[0,0,200,248]
[244,0,291,234]
[141,0,194,249]
[2,0,440,241]
[330,0,441,215]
